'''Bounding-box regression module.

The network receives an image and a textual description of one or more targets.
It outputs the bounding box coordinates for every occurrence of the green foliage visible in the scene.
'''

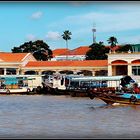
[62,30,72,50]
[85,42,110,60]
[107,36,118,48]
[11,40,53,61]
[116,44,133,53]
[62,30,72,41]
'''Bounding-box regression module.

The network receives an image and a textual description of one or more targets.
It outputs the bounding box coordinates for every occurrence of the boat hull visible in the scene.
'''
[89,92,140,105]
[0,88,31,95]
[67,89,89,97]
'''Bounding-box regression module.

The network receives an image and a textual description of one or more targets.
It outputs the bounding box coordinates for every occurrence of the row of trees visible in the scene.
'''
[85,37,133,60]
[11,30,132,61]
[11,30,72,61]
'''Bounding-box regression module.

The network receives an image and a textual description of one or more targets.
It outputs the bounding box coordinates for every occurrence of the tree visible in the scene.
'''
[11,40,53,61]
[62,30,72,59]
[116,44,133,53]
[85,42,110,60]
[107,36,118,49]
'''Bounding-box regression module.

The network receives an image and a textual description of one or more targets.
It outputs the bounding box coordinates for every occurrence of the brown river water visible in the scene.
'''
[0,94,140,138]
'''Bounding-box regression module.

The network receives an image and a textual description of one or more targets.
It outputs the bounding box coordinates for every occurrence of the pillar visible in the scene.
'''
[4,68,6,75]
[128,64,132,76]
[38,70,42,76]
[92,71,95,76]
[20,70,25,75]
[108,65,112,76]
[16,69,20,75]
[73,70,77,75]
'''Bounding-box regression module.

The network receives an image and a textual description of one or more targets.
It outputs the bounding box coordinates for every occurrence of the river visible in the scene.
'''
[0,95,140,138]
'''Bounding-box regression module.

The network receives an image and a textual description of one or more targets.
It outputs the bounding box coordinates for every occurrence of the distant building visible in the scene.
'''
[0,44,140,77]
[0,52,36,75]
[51,46,90,61]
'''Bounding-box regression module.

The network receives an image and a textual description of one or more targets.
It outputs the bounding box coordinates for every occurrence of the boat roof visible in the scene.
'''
[71,75,124,82]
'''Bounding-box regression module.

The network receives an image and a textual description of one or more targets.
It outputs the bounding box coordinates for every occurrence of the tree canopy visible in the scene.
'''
[62,30,72,49]
[62,30,72,42]
[85,42,110,60]
[11,40,53,61]
[107,36,118,48]
[116,44,133,53]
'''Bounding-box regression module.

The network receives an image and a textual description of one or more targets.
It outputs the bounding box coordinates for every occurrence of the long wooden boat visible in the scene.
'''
[87,75,140,105]
[88,88,140,105]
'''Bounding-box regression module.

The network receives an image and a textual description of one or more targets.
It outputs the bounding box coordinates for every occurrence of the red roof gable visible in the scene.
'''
[0,52,29,62]
[60,46,91,56]
[52,48,69,57]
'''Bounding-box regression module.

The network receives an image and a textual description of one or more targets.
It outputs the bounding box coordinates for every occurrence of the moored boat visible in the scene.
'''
[0,75,42,95]
[67,75,123,97]
[42,74,84,95]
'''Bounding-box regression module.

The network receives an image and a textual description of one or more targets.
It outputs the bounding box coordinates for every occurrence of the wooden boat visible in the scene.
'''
[88,87,140,105]
[88,75,140,105]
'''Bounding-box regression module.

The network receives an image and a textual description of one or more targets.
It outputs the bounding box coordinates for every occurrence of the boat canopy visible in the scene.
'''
[71,75,124,82]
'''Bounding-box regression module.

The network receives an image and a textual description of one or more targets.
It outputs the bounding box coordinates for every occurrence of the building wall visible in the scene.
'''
[51,55,86,61]
[107,52,140,76]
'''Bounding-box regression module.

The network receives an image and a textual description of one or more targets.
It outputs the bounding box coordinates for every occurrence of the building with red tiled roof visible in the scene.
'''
[52,48,69,57]
[1,44,140,77]
[61,46,91,56]
[0,52,35,62]
[0,52,36,75]
[51,46,91,61]
[23,60,108,76]
[51,45,122,61]
[25,60,107,67]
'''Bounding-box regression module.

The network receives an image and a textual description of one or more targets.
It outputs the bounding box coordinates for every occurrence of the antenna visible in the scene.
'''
[92,23,96,44]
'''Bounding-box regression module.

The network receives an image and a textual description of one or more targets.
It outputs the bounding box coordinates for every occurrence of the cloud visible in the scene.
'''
[49,10,140,36]
[45,31,61,41]
[31,11,43,19]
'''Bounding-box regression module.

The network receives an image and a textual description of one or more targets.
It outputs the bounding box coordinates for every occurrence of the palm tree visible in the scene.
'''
[62,30,72,60]
[107,36,118,50]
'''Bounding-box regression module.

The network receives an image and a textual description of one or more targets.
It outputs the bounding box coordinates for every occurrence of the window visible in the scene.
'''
[132,66,140,75]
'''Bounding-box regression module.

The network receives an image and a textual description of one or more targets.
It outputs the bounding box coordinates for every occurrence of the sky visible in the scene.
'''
[1,1,140,52]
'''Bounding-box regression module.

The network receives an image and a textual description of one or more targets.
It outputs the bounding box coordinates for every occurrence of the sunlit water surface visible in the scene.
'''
[0,95,139,138]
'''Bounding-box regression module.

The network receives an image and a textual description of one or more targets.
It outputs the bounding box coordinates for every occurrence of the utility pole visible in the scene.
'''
[92,28,96,43]
[92,23,96,44]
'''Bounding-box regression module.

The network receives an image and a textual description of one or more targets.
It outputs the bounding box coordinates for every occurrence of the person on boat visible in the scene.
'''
[120,75,135,93]
[133,83,140,94]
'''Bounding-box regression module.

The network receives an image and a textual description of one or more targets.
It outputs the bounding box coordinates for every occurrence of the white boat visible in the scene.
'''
[42,74,83,95]
[0,75,35,94]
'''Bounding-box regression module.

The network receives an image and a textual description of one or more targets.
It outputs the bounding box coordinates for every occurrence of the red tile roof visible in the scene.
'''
[52,48,69,57]
[52,45,121,57]
[60,46,91,56]
[25,60,108,67]
[0,52,29,62]
[53,45,120,57]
